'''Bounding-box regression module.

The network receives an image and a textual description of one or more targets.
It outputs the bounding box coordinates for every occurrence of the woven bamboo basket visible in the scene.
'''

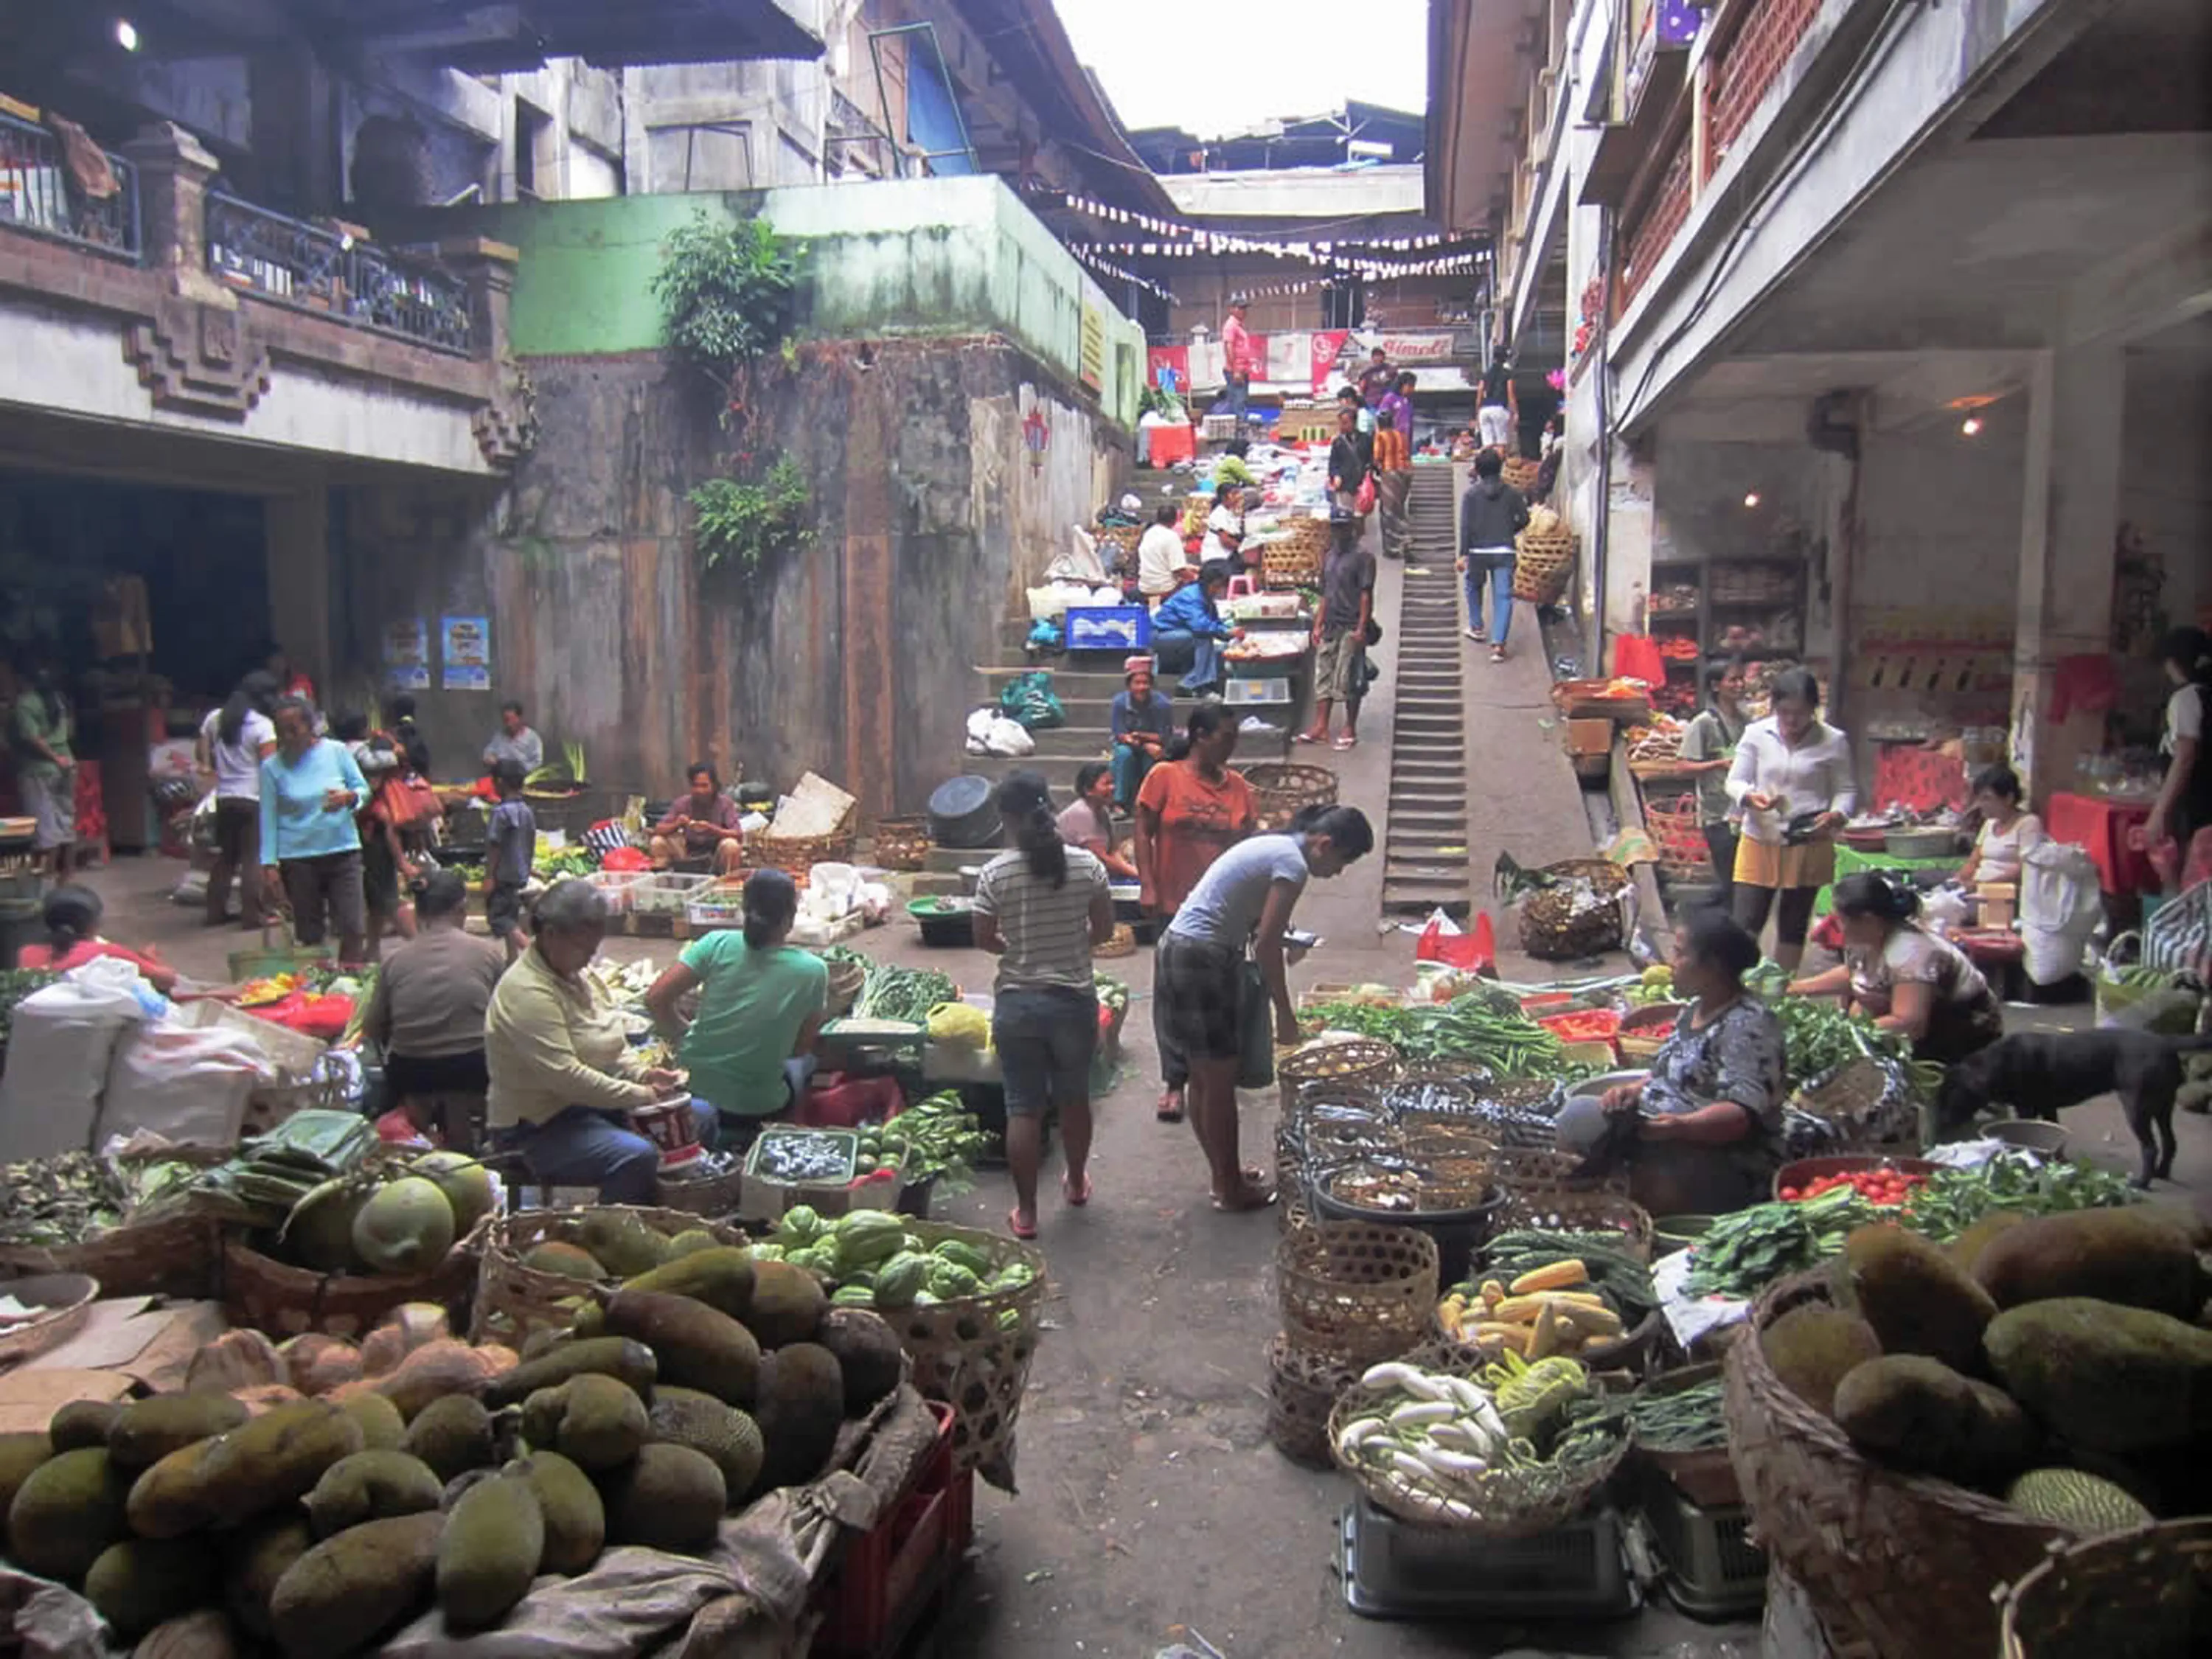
[876,1221,1048,1479]
[1615,1001,1686,1062]
[1241,761,1338,832]
[654,1166,745,1219]
[1261,538,1324,591]
[1266,1333,1359,1469]
[469,1206,746,1349]
[0,1210,222,1301]
[1276,1037,1400,1115]
[1500,455,1541,493]
[1512,526,1577,605]
[1644,795,1711,883]
[222,1226,482,1340]
[1792,1056,1922,1151]
[751,814,857,879]
[1725,1271,2068,1659]
[1277,1220,1438,1366]
[1093,922,1136,959]
[871,817,931,873]
[1517,858,1633,961]
[1997,1517,2212,1659]
[1325,1339,1630,1536]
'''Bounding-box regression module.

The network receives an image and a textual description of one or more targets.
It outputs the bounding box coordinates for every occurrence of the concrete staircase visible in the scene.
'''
[1381,468,1473,917]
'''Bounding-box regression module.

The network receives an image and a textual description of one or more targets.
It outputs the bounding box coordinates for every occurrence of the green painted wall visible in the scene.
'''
[435,176,1141,427]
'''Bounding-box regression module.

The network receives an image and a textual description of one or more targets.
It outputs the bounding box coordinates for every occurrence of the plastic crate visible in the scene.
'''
[585,870,649,916]
[630,872,712,917]
[1223,677,1292,706]
[1064,605,1150,652]
[815,1402,967,1657]
[1338,1498,1638,1621]
[1639,1472,1767,1620]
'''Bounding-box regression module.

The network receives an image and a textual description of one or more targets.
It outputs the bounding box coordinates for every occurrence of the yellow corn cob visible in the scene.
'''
[1493,1293,1579,1324]
[1538,1290,1611,1310]
[1508,1260,1589,1295]
[1474,1321,1533,1354]
[1479,1279,1506,1308]
[1551,1300,1625,1338]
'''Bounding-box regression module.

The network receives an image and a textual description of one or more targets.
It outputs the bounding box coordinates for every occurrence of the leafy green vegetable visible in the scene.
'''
[857,964,958,1025]
[1302,987,1590,1080]
[0,967,60,1044]
[1686,1186,1873,1298]
[1900,1153,2139,1242]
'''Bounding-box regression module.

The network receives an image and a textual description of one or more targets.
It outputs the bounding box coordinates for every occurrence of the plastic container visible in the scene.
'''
[1985,1118,2067,1158]
[926,776,1000,849]
[907,900,974,948]
[1064,605,1150,652]
[1639,1470,1767,1620]
[1337,1498,1637,1620]
[1310,1171,1503,1290]
[631,872,712,917]
[1771,1154,1941,1201]
[585,870,649,916]
[813,1402,967,1656]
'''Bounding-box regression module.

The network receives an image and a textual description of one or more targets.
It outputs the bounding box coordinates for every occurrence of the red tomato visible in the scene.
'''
[1781,1186,1802,1201]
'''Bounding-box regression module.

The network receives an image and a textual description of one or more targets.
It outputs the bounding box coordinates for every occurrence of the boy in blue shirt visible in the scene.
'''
[482,760,536,958]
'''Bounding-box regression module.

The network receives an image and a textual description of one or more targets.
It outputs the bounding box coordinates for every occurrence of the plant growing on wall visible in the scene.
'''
[690,456,815,574]
[653,212,803,409]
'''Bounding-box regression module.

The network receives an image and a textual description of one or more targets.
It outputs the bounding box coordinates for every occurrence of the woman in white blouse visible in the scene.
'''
[1200,482,1245,568]
[1957,763,2044,887]
[1725,669,1855,970]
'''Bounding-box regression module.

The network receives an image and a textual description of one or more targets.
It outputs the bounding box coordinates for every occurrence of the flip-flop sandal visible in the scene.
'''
[1491,647,1509,664]
[1062,1172,1093,1207]
[1007,1208,1038,1240]
[1292,731,1324,745]
[1210,1182,1278,1214]
[1332,736,1358,751]
[1155,1092,1185,1123]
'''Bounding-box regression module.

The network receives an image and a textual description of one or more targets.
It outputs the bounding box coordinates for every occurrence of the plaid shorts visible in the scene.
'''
[1313,630,1363,701]
[1153,933,1245,1071]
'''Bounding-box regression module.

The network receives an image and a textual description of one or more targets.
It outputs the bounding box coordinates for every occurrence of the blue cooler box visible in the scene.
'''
[1065,605,1151,652]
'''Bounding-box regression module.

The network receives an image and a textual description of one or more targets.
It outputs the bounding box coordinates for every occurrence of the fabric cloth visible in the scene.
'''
[1200,505,1243,564]
[1679,706,1747,824]
[1152,582,1232,642]
[1459,477,1529,553]
[501,1103,714,1205]
[1703,821,1739,909]
[1221,314,1256,379]
[675,932,830,1118]
[1846,924,2004,1063]
[16,938,166,978]
[1464,555,1516,646]
[1152,630,1221,695]
[208,799,262,926]
[2044,791,2159,895]
[1057,798,1113,854]
[18,771,74,851]
[1111,688,1175,748]
[362,834,403,917]
[1377,467,1412,557]
[993,985,1099,1115]
[259,738,367,863]
[1733,875,1819,948]
[1733,833,1837,891]
[972,846,1108,995]
[2160,682,2212,850]
[1136,525,1192,597]
[1638,995,1788,1190]
[1164,832,1307,950]
[201,707,276,800]
[1478,405,1514,448]
[9,692,70,782]
[2045,654,2118,723]
[484,726,545,775]
[1319,543,1375,639]
[1153,933,1244,1068]
[1136,761,1257,917]
[1376,387,1412,436]
[1372,425,1410,472]
[487,798,537,885]
[486,943,658,1130]
[1479,362,1512,406]
[364,925,509,1060]
[1313,629,1362,700]
[1727,717,1857,844]
[1973,812,2045,884]
[282,849,366,949]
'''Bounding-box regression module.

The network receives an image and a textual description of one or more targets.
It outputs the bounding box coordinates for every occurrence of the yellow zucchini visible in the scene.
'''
[1551,1300,1624,1338]
[1529,1300,1562,1360]
[1508,1260,1588,1295]
[1473,1321,1533,1354]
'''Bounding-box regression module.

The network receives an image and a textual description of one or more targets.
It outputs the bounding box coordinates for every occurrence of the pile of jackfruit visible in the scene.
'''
[0,1242,907,1655]
[1764,1206,2212,1537]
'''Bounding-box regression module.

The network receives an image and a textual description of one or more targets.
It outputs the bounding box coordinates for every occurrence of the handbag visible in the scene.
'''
[1353,471,1377,516]
[1236,959,1276,1091]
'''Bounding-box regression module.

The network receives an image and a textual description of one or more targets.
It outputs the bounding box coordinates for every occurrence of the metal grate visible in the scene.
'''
[205,192,476,354]
[0,109,139,260]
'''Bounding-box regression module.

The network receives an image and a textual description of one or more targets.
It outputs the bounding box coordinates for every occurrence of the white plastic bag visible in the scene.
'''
[0,962,156,1161]
[96,1023,271,1148]
[984,716,1034,757]
[2019,841,2103,984]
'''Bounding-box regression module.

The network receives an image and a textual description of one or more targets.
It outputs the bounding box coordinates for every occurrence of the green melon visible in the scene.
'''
[408,1152,496,1240]
[350,1179,456,1277]
[285,1180,372,1275]
[2005,1469,2154,1536]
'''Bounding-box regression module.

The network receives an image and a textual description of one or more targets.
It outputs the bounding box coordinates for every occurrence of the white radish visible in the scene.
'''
[1359,1363,1425,1390]
[1388,1400,1457,1427]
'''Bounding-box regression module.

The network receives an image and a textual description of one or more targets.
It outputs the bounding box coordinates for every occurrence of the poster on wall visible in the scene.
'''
[441,615,490,691]
[383,617,431,691]
[1079,304,1105,390]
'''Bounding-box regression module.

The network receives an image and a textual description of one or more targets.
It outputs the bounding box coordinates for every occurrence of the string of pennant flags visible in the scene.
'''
[1069,246,1180,305]
[1048,188,1488,275]
[1071,240,1486,279]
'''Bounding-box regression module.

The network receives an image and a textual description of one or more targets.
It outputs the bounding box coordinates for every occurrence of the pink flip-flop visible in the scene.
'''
[1062,1172,1093,1207]
[1007,1208,1038,1240]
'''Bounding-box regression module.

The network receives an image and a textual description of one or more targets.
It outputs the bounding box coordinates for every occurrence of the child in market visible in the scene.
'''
[482,759,536,960]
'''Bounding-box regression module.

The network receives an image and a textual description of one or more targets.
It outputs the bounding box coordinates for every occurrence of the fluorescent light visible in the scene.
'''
[114,18,139,51]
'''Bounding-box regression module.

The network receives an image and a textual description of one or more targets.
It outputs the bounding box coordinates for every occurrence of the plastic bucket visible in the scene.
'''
[633,1096,703,1168]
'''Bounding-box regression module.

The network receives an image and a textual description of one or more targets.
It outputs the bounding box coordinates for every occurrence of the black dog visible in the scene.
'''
[1936,1031,2212,1188]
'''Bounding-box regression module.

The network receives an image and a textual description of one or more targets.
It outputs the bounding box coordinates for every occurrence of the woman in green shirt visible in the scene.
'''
[644,869,828,1145]
[10,659,75,880]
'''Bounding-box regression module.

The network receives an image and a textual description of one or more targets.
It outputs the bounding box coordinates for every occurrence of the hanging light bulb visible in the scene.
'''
[1961,415,1983,437]
[1742,492,1761,509]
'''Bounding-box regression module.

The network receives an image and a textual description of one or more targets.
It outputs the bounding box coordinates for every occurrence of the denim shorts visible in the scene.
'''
[992,985,1099,1116]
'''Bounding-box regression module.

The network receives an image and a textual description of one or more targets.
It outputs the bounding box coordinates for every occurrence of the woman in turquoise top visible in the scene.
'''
[259,695,371,962]
[644,869,828,1144]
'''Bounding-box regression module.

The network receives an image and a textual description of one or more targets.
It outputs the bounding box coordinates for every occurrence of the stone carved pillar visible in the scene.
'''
[122,122,231,307]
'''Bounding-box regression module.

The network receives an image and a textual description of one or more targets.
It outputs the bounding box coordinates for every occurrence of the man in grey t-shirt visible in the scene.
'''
[484,700,544,776]
[1678,661,1748,905]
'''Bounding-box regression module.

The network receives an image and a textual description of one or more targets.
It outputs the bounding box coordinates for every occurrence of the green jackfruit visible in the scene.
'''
[49,1399,124,1452]
[1945,1209,2029,1278]
[136,1607,244,1659]
[338,1391,406,1451]
[746,1259,829,1349]
[1972,1207,2201,1318]
[223,1516,313,1640]
[597,1444,725,1551]
[580,1210,670,1279]
[482,1336,656,1408]
[647,1387,765,1502]
[752,1343,844,1492]
[665,1228,721,1258]
[85,1536,219,1638]
[0,1431,53,1545]
[1983,1297,2212,1453]
[2005,1467,2155,1535]
[302,1450,444,1537]
[1832,1355,1981,1475]
[521,1374,649,1472]
[524,1241,605,1281]
[1843,1223,1997,1374]
[814,1309,905,1415]
[403,1395,495,1483]
[602,1287,761,1405]
[437,1472,543,1628]
[268,1509,442,1658]
[516,1452,603,1575]
[1762,1304,1883,1417]
[107,1394,250,1471]
[574,1247,755,1336]
[7,1447,131,1581]
[205,1400,366,1527]
[127,1438,226,1540]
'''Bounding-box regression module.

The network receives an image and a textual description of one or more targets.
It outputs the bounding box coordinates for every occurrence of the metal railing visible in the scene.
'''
[205,191,477,355]
[0,108,140,260]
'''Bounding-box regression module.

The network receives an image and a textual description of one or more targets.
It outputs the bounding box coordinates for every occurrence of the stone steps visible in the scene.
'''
[1381,466,1474,917]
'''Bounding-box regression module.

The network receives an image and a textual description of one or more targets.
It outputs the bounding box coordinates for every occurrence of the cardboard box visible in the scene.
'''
[1565,718,1614,757]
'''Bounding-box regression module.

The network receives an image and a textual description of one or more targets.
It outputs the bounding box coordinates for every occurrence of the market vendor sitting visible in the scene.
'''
[1554,910,1785,1215]
[1789,870,2003,1064]
[483,700,543,776]
[1060,762,1139,880]
[1109,658,1175,810]
[485,878,715,1203]
[650,764,745,874]
[1150,561,1243,699]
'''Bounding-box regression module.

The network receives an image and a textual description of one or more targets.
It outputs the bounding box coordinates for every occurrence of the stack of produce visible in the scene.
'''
[1299,986,1588,1081]
[217,1144,495,1279]
[1439,1232,1657,1357]
[187,1111,380,1231]
[869,1091,990,1192]
[852,964,958,1025]
[0,1150,204,1249]
[750,1208,1034,1318]
[0,1251,912,1654]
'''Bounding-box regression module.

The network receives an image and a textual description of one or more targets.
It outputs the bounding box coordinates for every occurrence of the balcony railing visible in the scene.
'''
[0,108,139,261]
[206,191,477,355]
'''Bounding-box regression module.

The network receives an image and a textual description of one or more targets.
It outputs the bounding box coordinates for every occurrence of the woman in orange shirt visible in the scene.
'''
[15,886,178,993]
[1134,700,1256,1121]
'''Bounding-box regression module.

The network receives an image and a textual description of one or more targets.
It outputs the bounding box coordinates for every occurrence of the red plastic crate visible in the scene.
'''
[814,1402,969,1658]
